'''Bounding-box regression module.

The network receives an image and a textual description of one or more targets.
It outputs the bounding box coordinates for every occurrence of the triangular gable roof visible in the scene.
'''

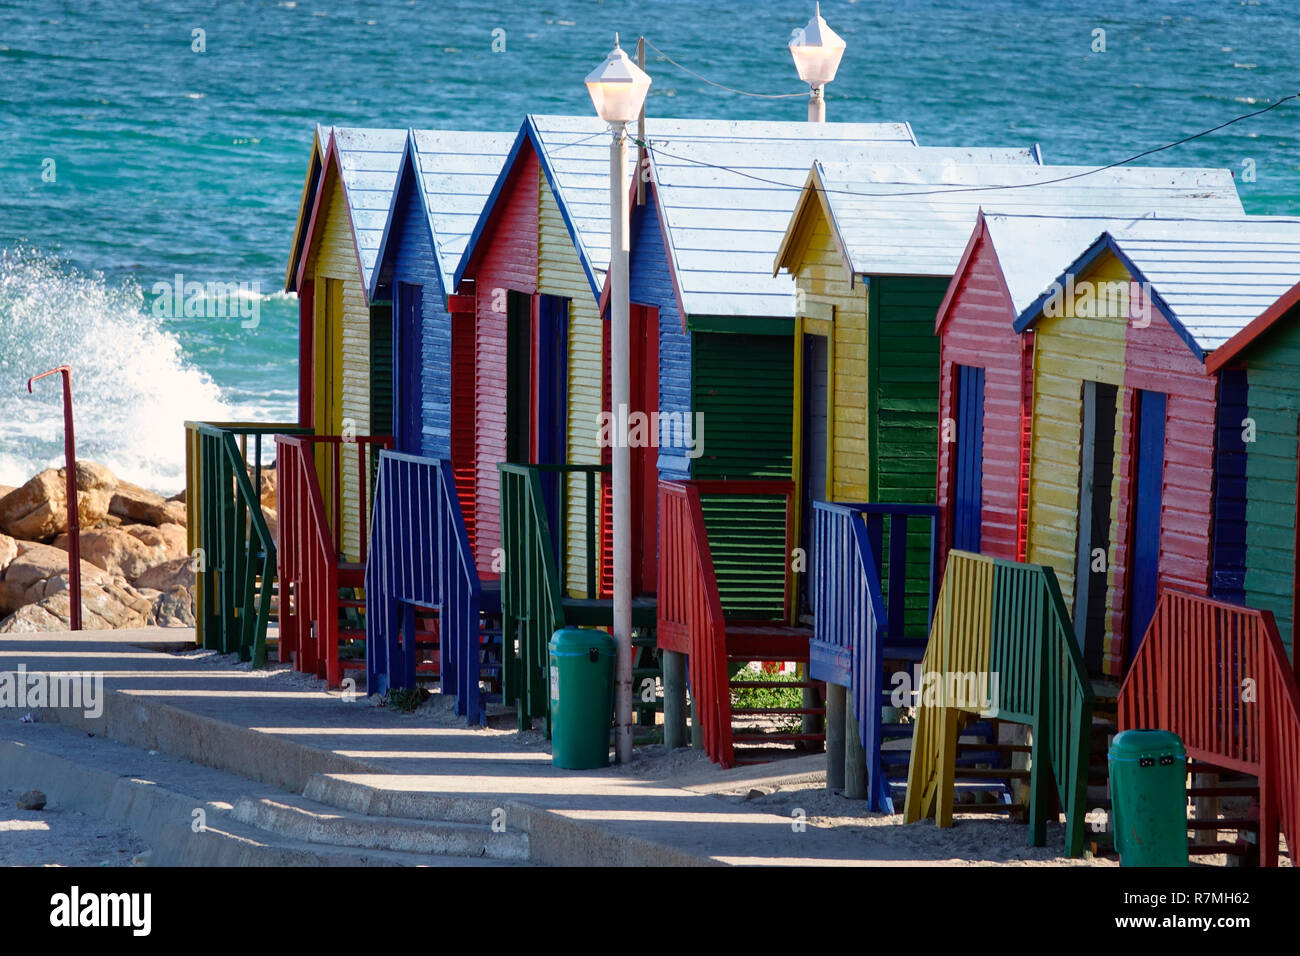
[284,124,328,292]
[369,128,514,302]
[784,159,1244,281]
[935,211,1256,334]
[456,114,921,301]
[1205,276,1300,372]
[1013,216,1300,362]
[653,139,1039,319]
[294,126,406,299]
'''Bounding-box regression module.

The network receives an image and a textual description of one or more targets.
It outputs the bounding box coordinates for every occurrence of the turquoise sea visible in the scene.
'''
[1,0,1298,490]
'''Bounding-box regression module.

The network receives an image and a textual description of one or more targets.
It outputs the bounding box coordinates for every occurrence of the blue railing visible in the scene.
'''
[366,451,492,723]
[811,501,940,810]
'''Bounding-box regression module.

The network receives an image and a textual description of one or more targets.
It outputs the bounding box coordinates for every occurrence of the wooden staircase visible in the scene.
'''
[275,434,392,688]
[658,479,823,768]
[365,452,503,722]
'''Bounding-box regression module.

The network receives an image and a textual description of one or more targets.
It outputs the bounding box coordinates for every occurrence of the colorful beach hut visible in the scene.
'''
[934,203,1246,577]
[368,128,513,461]
[1014,217,1300,675]
[287,126,406,559]
[452,115,921,727]
[638,137,1046,763]
[1201,275,1300,661]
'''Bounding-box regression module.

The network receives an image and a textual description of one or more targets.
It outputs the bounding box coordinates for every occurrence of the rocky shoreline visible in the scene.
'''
[0,461,274,632]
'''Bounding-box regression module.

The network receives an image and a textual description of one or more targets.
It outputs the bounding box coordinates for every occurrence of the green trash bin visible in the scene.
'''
[1108,729,1189,867]
[548,628,616,770]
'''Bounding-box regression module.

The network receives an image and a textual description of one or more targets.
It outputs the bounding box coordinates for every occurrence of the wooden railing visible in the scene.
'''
[275,434,391,687]
[1119,591,1300,866]
[811,501,940,811]
[184,421,309,665]
[498,463,605,729]
[904,551,1093,857]
[365,452,488,721]
[658,479,795,767]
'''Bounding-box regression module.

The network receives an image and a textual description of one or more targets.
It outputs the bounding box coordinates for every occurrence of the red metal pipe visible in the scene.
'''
[27,366,81,630]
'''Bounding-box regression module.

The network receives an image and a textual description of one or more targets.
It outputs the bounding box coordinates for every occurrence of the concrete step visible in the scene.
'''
[0,722,516,867]
[231,793,529,861]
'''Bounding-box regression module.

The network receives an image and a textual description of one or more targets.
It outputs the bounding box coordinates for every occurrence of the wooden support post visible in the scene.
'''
[689,693,703,749]
[825,682,846,791]
[662,650,688,749]
[935,707,960,828]
[845,705,867,800]
[801,671,824,751]
[1027,722,1051,847]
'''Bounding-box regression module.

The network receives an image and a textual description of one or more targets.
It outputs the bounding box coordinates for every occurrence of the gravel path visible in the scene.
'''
[0,786,148,868]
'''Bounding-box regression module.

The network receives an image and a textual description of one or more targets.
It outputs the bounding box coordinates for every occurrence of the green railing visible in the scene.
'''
[903,551,1093,857]
[184,421,310,665]
[498,463,604,729]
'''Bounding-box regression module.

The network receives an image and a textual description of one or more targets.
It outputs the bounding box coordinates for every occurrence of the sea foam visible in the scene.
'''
[0,247,234,494]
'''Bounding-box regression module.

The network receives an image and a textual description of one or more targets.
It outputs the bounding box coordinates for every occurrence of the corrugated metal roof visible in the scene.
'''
[527,114,921,299]
[812,160,1244,280]
[1009,214,1300,356]
[409,129,516,296]
[650,143,1042,318]
[331,127,408,292]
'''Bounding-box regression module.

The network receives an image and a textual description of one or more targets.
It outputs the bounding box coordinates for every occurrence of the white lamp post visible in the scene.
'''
[790,2,846,123]
[586,34,651,765]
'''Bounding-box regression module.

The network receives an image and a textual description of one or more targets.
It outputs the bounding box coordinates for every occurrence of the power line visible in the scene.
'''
[642,37,808,99]
[634,92,1300,200]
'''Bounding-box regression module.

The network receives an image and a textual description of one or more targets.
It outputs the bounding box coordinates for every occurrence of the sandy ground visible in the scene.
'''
[162,649,1292,866]
[0,786,149,867]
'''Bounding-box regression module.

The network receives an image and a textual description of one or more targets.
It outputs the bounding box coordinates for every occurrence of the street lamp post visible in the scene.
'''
[586,34,651,765]
[790,2,846,123]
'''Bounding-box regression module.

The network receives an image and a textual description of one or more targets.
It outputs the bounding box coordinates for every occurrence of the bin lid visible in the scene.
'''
[1108,729,1187,761]
[548,627,616,657]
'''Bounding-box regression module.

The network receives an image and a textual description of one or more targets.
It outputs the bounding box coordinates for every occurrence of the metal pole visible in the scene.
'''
[808,84,825,123]
[611,122,634,764]
[636,36,646,208]
[27,366,81,630]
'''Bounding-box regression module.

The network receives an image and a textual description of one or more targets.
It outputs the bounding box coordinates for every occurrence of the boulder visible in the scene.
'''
[16,790,46,811]
[148,586,196,627]
[124,523,188,561]
[0,579,152,632]
[52,527,155,581]
[257,466,277,512]
[110,480,187,527]
[0,533,16,576]
[0,463,119,541]
[0,469,65,540]
[0,541,113,615]
[76,461,118,525]
[133,556,195,593]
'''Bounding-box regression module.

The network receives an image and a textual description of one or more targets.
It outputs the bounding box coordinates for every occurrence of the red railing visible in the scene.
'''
[1119,590,1300,866]
[275,434,391,688]
[657,479,796,767]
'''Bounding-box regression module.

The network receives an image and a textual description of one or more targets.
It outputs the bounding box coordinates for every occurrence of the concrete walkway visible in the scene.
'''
[0,628,1082,866]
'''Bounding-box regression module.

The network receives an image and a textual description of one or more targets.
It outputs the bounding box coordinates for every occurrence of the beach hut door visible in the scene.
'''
[1073,380,1118,670]
[394,282,423,454]
[1126,389,1167,663]
[534,294,568,558]
[952,365,985,553]
[799,332,829,615]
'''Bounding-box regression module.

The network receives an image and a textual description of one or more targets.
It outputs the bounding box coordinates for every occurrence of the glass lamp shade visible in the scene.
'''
[585,37,652,125]
[790,2,846,88]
